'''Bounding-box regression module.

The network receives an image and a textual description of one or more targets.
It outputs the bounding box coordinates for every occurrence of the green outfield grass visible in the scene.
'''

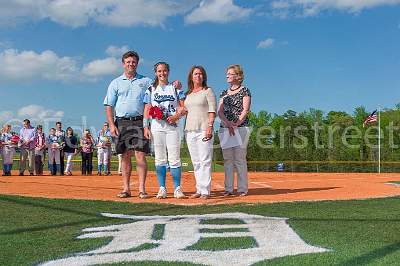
[0,195,399,265]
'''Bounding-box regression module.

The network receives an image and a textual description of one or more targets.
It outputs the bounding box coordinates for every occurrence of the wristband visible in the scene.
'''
[208,123,214,127]
[143,117,150,128]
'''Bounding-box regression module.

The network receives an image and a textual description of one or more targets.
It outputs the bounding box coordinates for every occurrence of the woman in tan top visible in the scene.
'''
[184,66,217,199]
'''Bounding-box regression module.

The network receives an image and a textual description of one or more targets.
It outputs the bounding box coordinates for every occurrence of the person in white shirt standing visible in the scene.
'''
[183,66,216,199]
[143,62,186,199]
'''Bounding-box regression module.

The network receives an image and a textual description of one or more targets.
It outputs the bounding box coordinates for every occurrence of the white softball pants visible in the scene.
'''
[97,148,109,165]
[151,126,181,168]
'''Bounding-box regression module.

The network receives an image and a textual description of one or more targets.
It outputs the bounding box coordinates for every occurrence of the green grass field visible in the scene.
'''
[1,195,399,265]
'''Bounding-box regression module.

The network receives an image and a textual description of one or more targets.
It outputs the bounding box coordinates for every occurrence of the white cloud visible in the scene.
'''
[0,111,14,124]
[105,45,130,57]
[257,38,275,49]
[0,105,64,126]
[17,105,64,120]
[0,49,79,81]
[0,46,129,82]
[271,0,400,16]
[184,0,252,24]
[82,57,120,79]
[0,0,199,28]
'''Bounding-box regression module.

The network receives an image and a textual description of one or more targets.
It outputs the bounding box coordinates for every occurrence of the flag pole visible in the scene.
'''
[378,106,381,174]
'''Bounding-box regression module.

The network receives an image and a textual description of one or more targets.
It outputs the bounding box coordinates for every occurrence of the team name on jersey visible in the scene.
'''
[153,93,175,104]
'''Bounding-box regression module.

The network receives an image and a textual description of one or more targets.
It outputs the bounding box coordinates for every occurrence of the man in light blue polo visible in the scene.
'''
[104,51,153,199]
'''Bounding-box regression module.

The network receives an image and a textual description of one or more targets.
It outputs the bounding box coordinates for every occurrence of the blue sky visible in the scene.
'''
[0,0,399,132]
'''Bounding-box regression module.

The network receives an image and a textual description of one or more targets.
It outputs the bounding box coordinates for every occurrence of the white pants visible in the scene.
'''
[65,152,74,173]
[2,146,15,165]
[151,125,181,168]
[221,127,251,194]
[117,154,122,173]
[48,148,61,164]
[186,130,213,195]
[97,148,109,165]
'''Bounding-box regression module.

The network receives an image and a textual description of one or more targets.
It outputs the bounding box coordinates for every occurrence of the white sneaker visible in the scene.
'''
[156,187,167,199]
[174,186,186,199]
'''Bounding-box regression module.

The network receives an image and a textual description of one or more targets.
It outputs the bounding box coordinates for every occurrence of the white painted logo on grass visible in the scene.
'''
[41,212,328,266]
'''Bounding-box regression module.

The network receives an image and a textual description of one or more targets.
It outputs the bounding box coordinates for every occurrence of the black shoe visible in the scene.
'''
[30,173,34,176]
[19,172,24,176]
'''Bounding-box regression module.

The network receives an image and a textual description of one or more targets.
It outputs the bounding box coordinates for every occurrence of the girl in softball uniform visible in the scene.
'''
[47,128,61,175]
[1,125,15,176]
[96,128,110,176]
[143,62,186,199]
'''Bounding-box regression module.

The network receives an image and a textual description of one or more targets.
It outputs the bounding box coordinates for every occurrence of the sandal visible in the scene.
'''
[117,191,131,198]
[138,192,149,199]
[222,191,233,197]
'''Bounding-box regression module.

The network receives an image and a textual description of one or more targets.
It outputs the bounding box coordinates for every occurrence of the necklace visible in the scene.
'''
[229,85,241,91]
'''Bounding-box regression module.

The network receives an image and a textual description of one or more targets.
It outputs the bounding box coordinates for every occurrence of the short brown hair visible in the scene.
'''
[226,64,244,84]
[122,51,139,63]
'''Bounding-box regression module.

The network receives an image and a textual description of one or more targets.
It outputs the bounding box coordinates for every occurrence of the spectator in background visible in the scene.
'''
[80,129,94,175]
[96,128,110,176]
[34,125,46,176]
[47,128,61,176]
[97,122,112,175]
[55,121,66,175]
[64,127,78,176]
[1,124,15,176]
[19,119,36,176]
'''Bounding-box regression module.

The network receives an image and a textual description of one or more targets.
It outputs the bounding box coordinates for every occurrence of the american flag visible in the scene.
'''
[363,110,378,127]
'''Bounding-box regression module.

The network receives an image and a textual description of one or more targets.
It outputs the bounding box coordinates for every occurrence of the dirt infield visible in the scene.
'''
[1,171,400,204]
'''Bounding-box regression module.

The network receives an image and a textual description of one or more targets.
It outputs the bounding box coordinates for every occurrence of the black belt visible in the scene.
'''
[116,115,143,121]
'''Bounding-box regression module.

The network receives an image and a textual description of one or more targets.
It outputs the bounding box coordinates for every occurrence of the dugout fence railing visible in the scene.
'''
[1,158,400,173]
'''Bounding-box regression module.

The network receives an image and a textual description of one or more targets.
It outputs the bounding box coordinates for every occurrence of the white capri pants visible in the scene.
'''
[221,127,251,194]
[64,152,74,173]
[48,148,61,164]
[97,148,109,165]
[2,146,15,165]
[186,130,213,195]
[151,125,181,168]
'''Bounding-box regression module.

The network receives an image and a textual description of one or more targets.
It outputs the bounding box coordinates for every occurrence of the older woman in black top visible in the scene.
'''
[218,64,251,196]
